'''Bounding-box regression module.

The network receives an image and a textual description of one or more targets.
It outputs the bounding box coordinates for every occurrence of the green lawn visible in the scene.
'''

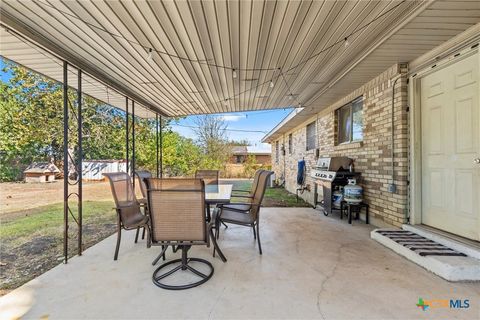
[222,180,311,207]
[1,200,115,242]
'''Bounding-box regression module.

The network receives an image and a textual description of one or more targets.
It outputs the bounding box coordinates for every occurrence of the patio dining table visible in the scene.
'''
[205,184,233,222]
[204,184,232,263]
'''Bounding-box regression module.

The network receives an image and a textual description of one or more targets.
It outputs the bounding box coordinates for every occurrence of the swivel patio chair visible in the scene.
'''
[134,170,152,242]
[215,170,272,255]
[144,178,226,290]
[195,169,219,186]
[103,172,151,260]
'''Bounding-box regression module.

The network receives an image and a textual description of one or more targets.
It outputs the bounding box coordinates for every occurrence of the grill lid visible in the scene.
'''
[314,157,353,171]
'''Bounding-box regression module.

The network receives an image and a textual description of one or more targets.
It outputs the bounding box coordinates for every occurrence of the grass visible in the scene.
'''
[0,200,117,293]
[1,201,115,241]
[223,180,311,207]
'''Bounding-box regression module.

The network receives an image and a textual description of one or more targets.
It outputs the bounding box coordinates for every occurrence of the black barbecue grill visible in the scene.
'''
[311,157,360,216]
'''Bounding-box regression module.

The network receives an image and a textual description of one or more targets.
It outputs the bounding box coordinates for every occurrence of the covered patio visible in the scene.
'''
[2,208,479,319]
[1,0,480,318]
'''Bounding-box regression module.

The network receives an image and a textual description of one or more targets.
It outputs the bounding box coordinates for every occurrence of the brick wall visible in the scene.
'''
[271,64,409,227]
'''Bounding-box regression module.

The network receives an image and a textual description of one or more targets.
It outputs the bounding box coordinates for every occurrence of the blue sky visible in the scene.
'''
[170,109,291,152]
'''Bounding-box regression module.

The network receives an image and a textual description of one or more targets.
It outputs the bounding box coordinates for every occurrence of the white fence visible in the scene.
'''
[82,160,127,181]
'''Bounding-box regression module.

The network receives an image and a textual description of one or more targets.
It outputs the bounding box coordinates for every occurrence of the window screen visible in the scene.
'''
[306,122,316,151]
[288,133,293,154]
[275,141,279,164]
[336,97,363,144]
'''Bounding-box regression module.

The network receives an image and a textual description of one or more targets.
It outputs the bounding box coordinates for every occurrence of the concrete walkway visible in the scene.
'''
[1,208,478,319]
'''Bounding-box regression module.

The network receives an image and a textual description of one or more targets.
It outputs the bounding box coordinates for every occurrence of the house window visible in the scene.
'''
[336,97,363,144]
[288,134,293,154]
[275,141,279,164]
[235,155,243,164]
[306,122,316,151]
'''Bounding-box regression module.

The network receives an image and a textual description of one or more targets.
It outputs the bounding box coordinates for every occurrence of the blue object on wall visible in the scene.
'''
[297,159,306,185]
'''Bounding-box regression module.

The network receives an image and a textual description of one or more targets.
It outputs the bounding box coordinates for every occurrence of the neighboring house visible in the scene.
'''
[263,25,480,242]
[229,146,271,165]
[82,160,127,181]
[24,162,60,183]
[225,146,271,178]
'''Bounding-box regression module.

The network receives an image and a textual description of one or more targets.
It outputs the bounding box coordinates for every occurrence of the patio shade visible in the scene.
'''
[1,0,479,118]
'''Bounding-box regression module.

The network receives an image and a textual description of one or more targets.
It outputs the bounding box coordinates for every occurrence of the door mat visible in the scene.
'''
[374,230,466,257]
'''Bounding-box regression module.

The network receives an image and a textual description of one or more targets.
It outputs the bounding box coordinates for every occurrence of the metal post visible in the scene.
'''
[63,61,68,263]
[77,69,83,256]
[125,97,129,174]
[132,100,135,187]
[156,114,159,178]
[159,115,163,178]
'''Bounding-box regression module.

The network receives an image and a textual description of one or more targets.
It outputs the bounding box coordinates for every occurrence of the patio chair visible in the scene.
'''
[103,172,151,261]
[227,169,265,207]
[195,169,219,185]
[134,170,152,242]
[135,170,152,204]
[215,171,272,255]
[144,178,226,290]
[196,169,221,225]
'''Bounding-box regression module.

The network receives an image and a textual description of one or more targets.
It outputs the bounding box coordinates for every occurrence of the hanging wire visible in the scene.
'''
[11,0,408,114]
[170,123,269,134]
[280,72,302,107]
[35,0,279,71]
[34,0,405,74]
[208,0,408,107]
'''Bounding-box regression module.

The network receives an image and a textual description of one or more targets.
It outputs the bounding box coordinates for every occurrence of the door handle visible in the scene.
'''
[474,158,480,164]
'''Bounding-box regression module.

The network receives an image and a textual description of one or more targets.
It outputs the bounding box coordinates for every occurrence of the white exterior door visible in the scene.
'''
[421,52,480,241]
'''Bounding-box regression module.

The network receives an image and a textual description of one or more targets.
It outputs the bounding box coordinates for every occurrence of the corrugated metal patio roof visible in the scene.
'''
[1,1,479,120]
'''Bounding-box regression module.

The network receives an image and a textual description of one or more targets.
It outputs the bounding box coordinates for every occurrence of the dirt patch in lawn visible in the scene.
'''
[1,180,113,215]
[0,201,117,296]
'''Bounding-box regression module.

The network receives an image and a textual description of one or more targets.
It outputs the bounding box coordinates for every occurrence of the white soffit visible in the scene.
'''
[0,28,154,118]
[0,0,448,118]
[262,0,480,142]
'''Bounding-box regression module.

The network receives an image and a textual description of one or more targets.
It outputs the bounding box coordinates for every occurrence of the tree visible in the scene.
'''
[192,115,231,170]
[229,139,249,146]
[0,59,218,181]
[0,63,65,180]
[243,154,258,178]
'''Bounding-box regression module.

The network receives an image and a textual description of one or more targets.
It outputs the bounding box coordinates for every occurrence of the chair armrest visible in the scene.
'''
[217,202,260,213]
[231,194,253,199]
[218,202,260,207]
[232,189,250,193]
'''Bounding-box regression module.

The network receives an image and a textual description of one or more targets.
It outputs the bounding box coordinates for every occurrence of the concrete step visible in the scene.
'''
[371,228,480,282]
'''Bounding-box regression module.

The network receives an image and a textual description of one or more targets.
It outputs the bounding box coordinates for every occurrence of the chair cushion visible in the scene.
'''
[220,207,255,224]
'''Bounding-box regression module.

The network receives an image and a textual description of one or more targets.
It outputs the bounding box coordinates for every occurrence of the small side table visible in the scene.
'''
[340,201,369,225]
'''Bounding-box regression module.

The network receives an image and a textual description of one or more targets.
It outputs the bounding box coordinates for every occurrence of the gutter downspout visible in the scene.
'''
[388,77,400,194]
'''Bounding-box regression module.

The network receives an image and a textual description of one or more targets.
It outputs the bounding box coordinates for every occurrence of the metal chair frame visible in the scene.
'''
[145,178,226,290]
[103,172,151,261]
[134,170,152,242]
[215,171,272,255]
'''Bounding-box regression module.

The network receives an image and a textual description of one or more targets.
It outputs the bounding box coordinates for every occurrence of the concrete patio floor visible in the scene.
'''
[1,207,479,319]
